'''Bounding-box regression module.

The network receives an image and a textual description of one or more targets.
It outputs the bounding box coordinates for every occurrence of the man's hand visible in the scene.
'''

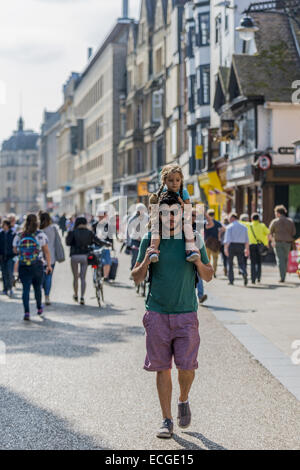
[224,248,229,258]
[46,266,52,275]
[244,249,249,258]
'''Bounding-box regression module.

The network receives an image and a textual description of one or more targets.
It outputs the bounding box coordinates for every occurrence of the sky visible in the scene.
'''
[0,0,141,145]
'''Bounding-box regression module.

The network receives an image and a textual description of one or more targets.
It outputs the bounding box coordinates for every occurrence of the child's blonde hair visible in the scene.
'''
[149,164,184,204]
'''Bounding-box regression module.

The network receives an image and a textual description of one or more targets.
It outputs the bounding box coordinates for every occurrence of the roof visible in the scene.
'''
[230,11,300,103]
[42,111,60,134]
[145,0,157,26]
[1,118,39,152]
[213,67,230,112]
[78,21,132,85]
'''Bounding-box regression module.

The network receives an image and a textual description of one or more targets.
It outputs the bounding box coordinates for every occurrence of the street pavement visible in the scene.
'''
[0,244,299,450]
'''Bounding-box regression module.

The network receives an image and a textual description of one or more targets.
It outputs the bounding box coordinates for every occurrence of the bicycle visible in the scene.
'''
[88,247,105,308]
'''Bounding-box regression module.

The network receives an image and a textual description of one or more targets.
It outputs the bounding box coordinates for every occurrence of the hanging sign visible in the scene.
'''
[258,155,271,171]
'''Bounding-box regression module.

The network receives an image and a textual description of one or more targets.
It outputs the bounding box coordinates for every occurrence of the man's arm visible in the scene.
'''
[194,257,213,282]
[131,247,159,285]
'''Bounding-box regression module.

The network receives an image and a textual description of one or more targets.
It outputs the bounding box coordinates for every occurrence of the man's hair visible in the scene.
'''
[74,216,87,228]
[207,209,215,217]
[229,212,238,220]
[274,205,287,216]
[251,212,260,221]
[2,219,11,229]
[159,191,181,207]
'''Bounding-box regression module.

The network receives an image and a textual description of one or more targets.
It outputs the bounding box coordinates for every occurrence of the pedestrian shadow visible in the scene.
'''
[0,386,108,450]
[202,305,254,313]
[183,431,227,450]
[107,281,134,290]
[172,433,205,450]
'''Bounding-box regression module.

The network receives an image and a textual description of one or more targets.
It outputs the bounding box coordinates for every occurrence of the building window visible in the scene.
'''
[188,76,195,112]
[127,104,133,131]
[215,14,221,44]
[139,22,145,45]
[136,149,143,173]
[77,75,104,117]
[127,70,132,93]
[138,63,144,87]
[197,13,210,46]
[171,122,177,156]
[200,65,210,105]
[152,91,162,122]
[137,103,143,129]
[225,13,229,32]
[155,47,163,74]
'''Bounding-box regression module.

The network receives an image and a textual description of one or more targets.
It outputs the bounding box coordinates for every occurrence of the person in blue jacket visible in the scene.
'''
[0,219,16,296]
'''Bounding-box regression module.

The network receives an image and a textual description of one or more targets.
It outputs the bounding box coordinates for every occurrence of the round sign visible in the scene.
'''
[258,155,271,171]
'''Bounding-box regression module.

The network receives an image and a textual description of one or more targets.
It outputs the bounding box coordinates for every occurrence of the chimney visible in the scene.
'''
[122,0,128,18]
[87,47,93,61]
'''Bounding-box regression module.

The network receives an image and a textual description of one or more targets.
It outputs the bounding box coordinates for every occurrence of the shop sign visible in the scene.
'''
[137,181,149,197]
[278,147,294,155]
[227,166,252,181]
[187,183,194,196]
[195,145,203,160]
[258,155,271,171]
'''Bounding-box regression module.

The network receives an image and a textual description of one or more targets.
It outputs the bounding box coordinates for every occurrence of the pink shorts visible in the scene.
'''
[142,310,200,371]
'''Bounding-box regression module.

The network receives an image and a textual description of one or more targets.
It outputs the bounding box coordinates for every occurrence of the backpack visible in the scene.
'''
[18,233,40,266]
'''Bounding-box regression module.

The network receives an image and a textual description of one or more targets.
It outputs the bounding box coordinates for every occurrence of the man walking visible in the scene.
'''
[269,205,296,283]
[132,192,213,438]
[224,212,249,286]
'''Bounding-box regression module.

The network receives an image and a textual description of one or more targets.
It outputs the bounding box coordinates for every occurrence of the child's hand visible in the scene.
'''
[145,247,160,265]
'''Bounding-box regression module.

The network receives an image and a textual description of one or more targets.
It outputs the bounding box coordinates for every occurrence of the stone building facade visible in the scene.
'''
[0,117,39,215]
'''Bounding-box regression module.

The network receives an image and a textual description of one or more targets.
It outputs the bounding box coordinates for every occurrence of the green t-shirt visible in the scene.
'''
[137,231,209,314]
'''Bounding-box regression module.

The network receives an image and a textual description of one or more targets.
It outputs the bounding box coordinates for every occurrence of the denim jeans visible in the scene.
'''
[1,258,15,292]
[196,274,204,298]
[43,264,55,296]
[19,262,43,313]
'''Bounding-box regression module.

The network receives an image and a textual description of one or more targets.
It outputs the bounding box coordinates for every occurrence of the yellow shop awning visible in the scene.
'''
[198,171,226,207]
[198,171,223,193]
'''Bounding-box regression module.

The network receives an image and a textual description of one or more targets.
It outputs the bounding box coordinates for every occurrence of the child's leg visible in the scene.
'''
[183,203,198,252]
[149,204,160,262]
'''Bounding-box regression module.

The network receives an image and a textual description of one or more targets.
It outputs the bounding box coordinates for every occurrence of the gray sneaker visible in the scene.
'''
[177,401,191,429]
[156,418,174,438]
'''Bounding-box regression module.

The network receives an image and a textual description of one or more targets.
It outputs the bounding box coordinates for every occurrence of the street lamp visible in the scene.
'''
[236,16,259,42]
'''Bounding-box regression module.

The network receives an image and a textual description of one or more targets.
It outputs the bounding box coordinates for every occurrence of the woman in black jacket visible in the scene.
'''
[66,217,109,305]
[0,219,16,296]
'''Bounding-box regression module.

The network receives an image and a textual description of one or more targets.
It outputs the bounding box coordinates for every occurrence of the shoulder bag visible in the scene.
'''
[54,226,65,263]
[250,225,269,257]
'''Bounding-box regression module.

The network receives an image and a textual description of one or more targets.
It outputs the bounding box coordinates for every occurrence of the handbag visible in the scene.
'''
[250,225,269,257]
[205,236,221,253]
[54,226,65,263]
